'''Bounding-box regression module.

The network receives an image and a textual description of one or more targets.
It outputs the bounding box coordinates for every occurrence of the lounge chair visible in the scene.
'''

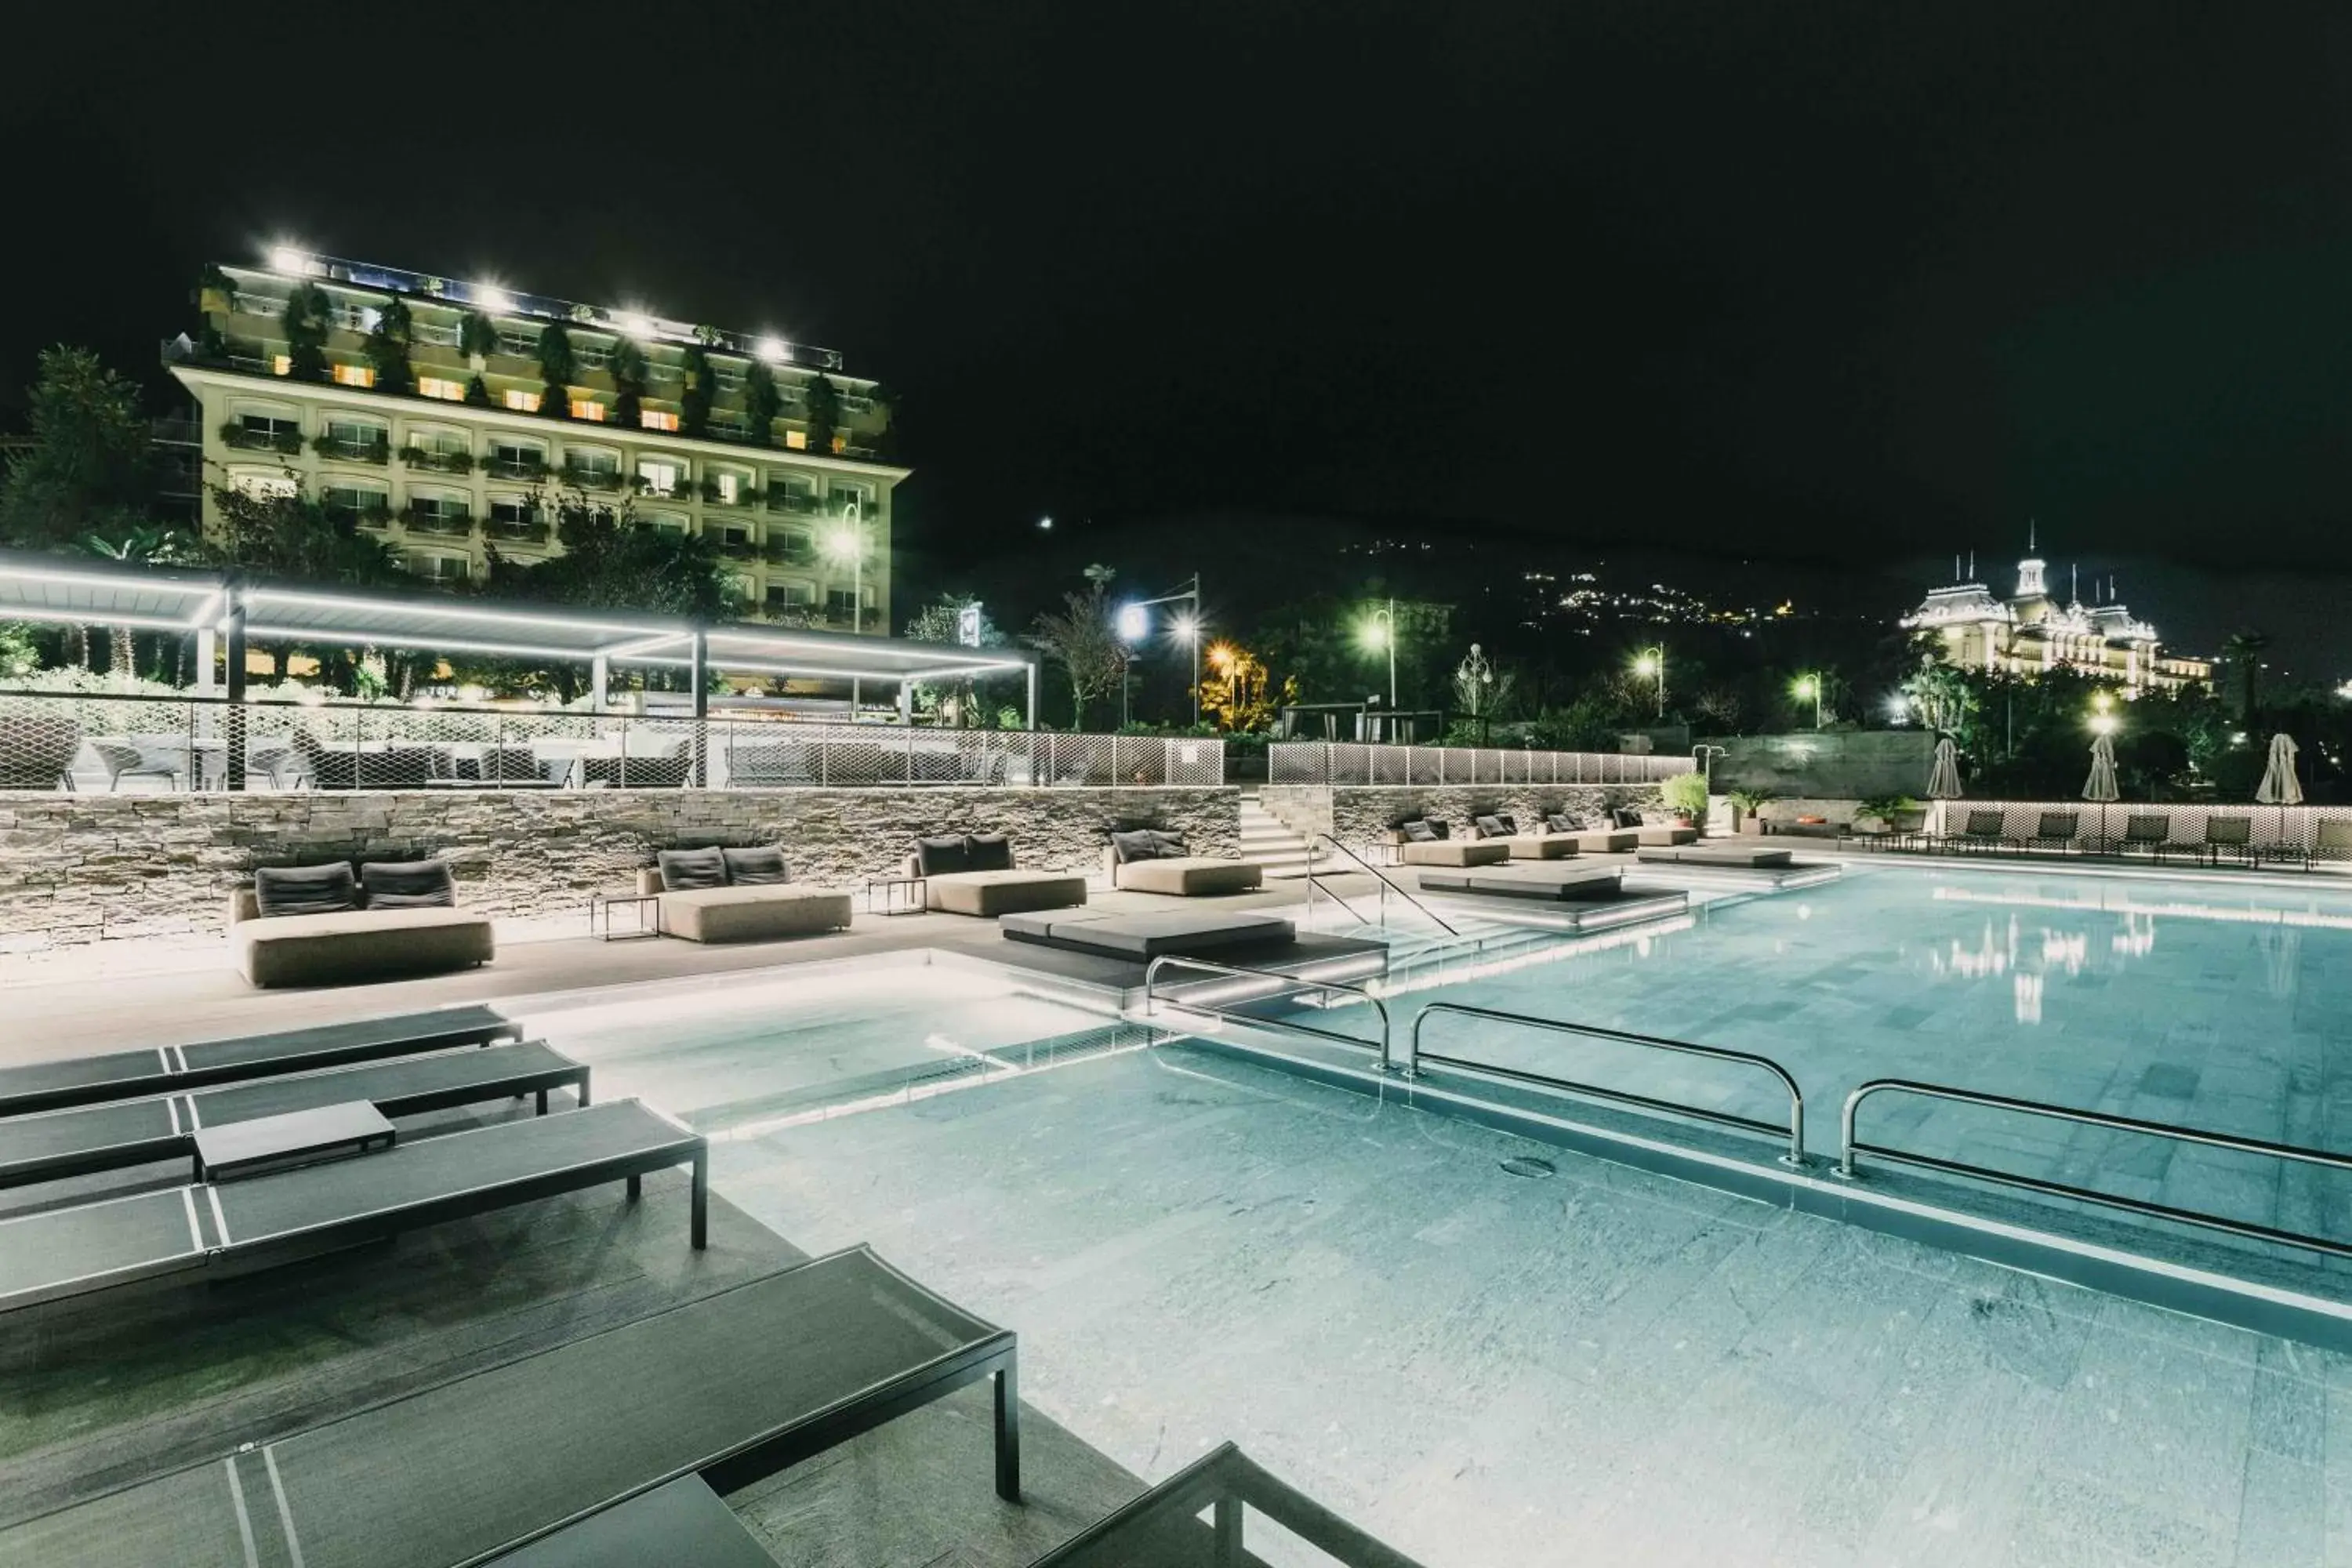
[1944,809,2015,853]
[2026,811,2080,855]
[1469,812,1577,861]
[911,833,1089,916]
[2200,815,2256,866]
[0,1246,1018,1562]
[1385,818,1509,867]
[84,741,181,791]
[2315,819,2352,863]
[2118,813,2170,858]
[637,845,854,942]
[0,1098,709,1317]
[228,859,495,987]
[0,1039,590,1191]
[1417,863,1628,902]
[0,1003,523,1119]
[1004,908,1294,958]
[1541,812,1639,853]
[1105,829,1264,895]
[1843,810,1928,851]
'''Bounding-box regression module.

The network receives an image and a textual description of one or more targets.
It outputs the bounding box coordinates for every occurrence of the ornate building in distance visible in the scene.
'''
[1901,537,2213,695]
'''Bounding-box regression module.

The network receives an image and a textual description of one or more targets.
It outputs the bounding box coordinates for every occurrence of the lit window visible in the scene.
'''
[716,473,741,505]
[504,389,540,412]
[231,470,299,500]
[784,430,808,450]
[640,408,679,432]
[332,363,376,389]
[637,459,684,496]
[418,376,466,401]
[570,399,606,422]
[272,354,291,376]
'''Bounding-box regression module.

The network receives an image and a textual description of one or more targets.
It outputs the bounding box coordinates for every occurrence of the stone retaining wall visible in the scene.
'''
[1259,782,1665,850]
[0,787,1240,949]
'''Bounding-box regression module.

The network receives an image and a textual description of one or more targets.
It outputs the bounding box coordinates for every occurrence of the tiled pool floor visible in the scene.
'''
[1380,862,2352,1257]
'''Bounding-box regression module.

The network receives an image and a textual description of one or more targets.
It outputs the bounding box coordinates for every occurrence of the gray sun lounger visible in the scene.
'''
[1633,844,1795,869]
[1000,908,1296,958]
[1,1246,1019,1567]
[0,1004,525,1119]
[0,1099,705,1317]
[0,1040,589,1191]
[1415,863,1628,902]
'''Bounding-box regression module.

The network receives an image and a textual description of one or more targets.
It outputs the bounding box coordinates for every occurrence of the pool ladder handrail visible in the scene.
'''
[1142,953,1396,1071]
[1838,1077,2352,1260]
[1409,1001,1809,1167]
[1305,832,1461,938]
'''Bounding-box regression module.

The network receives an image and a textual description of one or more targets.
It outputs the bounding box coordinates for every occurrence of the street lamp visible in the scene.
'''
[1360,600,1399,721]
[1117,575,1205,727]
[821,519,866,635]
[1632,645,1664,719]
[1793,673,1824,729]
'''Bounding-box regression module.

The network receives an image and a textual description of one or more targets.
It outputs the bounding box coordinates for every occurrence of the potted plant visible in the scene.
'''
[1855,793,1919,837]
[1660,771,1710,829]
[1726,787,1778,836]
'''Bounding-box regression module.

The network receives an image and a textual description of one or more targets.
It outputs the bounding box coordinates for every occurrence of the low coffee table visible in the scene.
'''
[192,1100,396,1182]
[590,889,662,941]
[866,874,927,916]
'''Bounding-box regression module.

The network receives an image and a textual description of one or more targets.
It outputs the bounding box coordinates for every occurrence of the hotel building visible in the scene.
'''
[1901,542,2212,694]
[163,249,904,629]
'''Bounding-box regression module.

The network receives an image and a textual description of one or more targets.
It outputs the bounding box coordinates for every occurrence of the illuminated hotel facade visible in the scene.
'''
[1902,546,2212,695]
[164,249,903,629]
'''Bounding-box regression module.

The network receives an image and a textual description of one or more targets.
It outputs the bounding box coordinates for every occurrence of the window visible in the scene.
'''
[768,473,818,512]
[569,398,606,422]
[713,471,744,505]
[640,408,679,432]
[322,483,390,524]
[411,555,470,584]
[230,469,299,500]
[488,496,537,527]
[767,581,815,608]
[498,330,536,358]
[332,362,376,389]
[418,376,466,401]
[487,438,546,477]
[239,412,299,440]
[642,511,687,535]
[784,430,808,450]
[504,389,540,412]
[826,586,876,615]
[332,302,378,333]
[829,485,873,517]
[272,354,292,376]
[637,458,684,496]
[407,426,468,459]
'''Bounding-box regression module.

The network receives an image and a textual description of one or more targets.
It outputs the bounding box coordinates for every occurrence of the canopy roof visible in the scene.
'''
[0,553,1033,686]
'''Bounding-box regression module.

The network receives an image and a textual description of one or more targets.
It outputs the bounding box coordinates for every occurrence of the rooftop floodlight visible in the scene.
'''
[475,283,515,314]
[1116,603,1151,643]
[268,245,311,277]
[754,336,791,364]
[615,312,655,339]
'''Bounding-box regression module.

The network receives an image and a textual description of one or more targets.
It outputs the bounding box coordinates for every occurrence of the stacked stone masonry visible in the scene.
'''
[1258,783,1667,851]
[0,787,1240,947]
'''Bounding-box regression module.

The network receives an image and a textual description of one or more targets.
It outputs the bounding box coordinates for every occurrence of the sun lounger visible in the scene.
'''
[0,1098,706,1317]
[1416,864,1627,902]
[1541,814,1640,852]
[0,1005,525,1120]
[0,1246,1018,1563]
[2118,813,2170,858]
[2200,815,2256,866]
[2025,812,2080,854]
[2315,820,2352,862]
[1944,809,2015,853]
[1634,844,1795,869]
[1002,908,1295,958]
[0,1040,589,1192]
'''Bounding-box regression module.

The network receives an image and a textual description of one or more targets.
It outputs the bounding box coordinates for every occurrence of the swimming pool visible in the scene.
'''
[1385,859,2352,1261]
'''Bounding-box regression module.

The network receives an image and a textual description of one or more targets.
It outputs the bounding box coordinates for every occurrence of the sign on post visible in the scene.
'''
[956,603,983,648]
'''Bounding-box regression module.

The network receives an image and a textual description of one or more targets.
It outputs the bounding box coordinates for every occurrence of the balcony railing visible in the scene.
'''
[402,447,474,474]
[561,465,625,492]
[764,543,816,568]
[314,435,391,464]
[482,456,549,481]
[716,539,760,560]
[401,507,476,536]
[220,424,303,454]
[485,519,551,544]
[767,489,820,514]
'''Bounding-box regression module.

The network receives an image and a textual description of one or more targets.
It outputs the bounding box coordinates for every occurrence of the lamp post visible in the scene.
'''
[1794,672,1823,729]
[1361,601,1399,727]
[1114,574,1203,727]
[822,505,867,636]
[1632,645,1664,720]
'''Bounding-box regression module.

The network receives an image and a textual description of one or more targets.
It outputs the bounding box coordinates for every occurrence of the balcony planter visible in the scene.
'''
[400,508,476,536]
[313,434,392,464]
[400,447,474,474]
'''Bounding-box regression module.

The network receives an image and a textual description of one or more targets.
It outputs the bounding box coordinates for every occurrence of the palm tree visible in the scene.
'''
[82,526,198,677]
[2222,629,2271,723]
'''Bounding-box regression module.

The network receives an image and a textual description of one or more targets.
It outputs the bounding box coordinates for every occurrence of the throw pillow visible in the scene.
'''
[657,846,728,891]
[1474,814,1507,839]
[914,834,971,877]
[1148,829,1190,858]
[358,858,455,909]
[1612,807,1643,829]
[1401,819,1437,843]
[723,846,791,886]
[966,833,1014,871]
[1109,829,1159,864]
[1544,812,1574,833]
[1496,814,1518,835]
[253,862,359,919]
[1428,818,1452,839]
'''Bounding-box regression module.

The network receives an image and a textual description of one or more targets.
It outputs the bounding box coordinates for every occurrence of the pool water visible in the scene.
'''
[1395,861,2352,1252]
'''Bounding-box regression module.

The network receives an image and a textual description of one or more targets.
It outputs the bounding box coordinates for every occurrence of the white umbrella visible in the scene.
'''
[1927,736,1962,838]
[2256,732,2303,852]
[2083,732,2119,850]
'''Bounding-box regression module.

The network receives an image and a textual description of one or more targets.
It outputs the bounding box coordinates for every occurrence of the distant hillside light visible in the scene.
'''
[1037,516,1054,531]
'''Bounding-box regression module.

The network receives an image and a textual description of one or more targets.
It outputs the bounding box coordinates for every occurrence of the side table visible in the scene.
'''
[866,875,927,917]
[590,890,662,942]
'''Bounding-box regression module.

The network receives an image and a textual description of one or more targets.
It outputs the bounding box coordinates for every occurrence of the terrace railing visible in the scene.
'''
[1269,741,1688,786]
[1025,1442,1428,1568]
[0,689,1224,793]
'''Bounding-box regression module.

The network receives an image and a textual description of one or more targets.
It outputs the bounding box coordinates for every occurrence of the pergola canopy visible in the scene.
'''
[0,552,1034,692]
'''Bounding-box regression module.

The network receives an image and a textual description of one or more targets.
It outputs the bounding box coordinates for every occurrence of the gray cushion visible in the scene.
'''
[657,847,728,891]
[253,862,358,919]
[1495,815,1518,835]
[358,858,455,909]
[1149,829,1189,856]
[722,846,790,886]
[966,833,1014,872]
[1109,829,1160,864]
[1402,819,1437,842]
[915,834,972,876]
[1474,814,1507,838]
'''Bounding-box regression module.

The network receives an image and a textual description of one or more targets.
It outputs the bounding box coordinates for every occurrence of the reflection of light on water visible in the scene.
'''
[1933,884,2352,932]
[2040,929,2087,975]
[2014,972,2043,1023]
[2111,914,2156,958]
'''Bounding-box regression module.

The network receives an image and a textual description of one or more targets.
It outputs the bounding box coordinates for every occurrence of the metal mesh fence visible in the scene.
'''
[0,691,1223,793]
[1268,741,1690,787]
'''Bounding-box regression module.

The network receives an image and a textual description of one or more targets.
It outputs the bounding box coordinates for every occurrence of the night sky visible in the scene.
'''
[8,4,2352,665]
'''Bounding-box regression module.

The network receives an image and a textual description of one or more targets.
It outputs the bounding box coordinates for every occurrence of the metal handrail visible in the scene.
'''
[1410,1002,1808,1167]
[1838,1078,2352,1259]
[1306,831,1461,938]
[1142,953,1396,1071]
[1024,1441,1428,1568]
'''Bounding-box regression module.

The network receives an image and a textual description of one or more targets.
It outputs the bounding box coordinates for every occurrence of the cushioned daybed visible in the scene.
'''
[228,860,494,989]
[1385,818,1509,868]
[1416,863,1628,902]
[1635,844,1794,868]
[1104,828,1264,895]
[1001,908,1295,959]
[1540,812,1641,853]
[1468,812,1576,861]
[637,847,853,943]
[911,833,1088,916]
